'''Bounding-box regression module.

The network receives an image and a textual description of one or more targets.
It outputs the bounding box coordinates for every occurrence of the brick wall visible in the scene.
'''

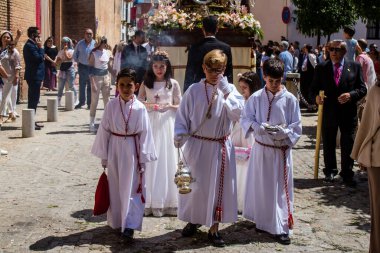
[1,0,37,100]
[0,0,9,30]
[61,0,96,43]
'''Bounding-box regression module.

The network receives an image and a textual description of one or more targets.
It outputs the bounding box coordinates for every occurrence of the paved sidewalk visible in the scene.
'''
[0,91,370,252]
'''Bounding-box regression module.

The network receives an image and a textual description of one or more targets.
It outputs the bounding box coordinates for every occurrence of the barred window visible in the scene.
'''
[367,19,380,39]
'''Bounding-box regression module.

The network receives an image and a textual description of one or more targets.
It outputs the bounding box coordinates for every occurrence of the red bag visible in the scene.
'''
[93,171,110,216]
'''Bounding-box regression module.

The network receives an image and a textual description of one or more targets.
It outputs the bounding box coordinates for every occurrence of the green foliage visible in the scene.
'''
[352,0,380,21]
[292,0,358,37]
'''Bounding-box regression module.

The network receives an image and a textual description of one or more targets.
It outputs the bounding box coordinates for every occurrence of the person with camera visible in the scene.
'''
[23,27,45,130]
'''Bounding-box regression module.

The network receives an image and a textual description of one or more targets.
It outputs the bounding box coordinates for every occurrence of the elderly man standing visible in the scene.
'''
[310,40,367,187]
[73,28,95,109]
[23,26,45,130]
[278,40,294,81]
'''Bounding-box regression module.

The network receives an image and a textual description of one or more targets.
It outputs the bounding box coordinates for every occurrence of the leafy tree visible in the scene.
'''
[352,0,380,21]
[292,0,358,45]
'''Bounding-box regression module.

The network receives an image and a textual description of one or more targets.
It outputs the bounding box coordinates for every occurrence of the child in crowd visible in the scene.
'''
[174,49,244,247]
[343,25,358,61]
[231,71,261,213]
[241,58,302,245]
[91,68,157,239]
[138,51,181,217]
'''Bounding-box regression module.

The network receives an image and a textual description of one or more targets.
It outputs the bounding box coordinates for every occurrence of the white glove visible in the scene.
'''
[174,135,183,148]
[252,123,267,136]
[217,75,233,95]
[270,126,289,140]
[139,163,145,173]
[101,159,107,168]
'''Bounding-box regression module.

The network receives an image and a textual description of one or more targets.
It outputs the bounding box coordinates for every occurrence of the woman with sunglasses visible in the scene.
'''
[42,36,58,91]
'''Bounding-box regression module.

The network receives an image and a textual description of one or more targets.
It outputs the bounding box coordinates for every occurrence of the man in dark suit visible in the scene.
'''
[120,30,148,92]
[23,27,45,130]
[183,15,233,92]
[310,40,367,187]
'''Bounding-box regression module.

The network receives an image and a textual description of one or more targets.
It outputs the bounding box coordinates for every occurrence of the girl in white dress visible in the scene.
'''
[231,71,261,213]
[138,51,182,217]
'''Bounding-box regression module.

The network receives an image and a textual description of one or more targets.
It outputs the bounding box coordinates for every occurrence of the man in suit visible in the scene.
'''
[310,40,367,187]
[23,27,45,130]
[120,30,148,92]
[183,15,233,92]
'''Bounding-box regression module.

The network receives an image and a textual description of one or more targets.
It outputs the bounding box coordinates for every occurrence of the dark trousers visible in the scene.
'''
[322,115,357,179]
[27,79,42,112]
[78,63,91,106]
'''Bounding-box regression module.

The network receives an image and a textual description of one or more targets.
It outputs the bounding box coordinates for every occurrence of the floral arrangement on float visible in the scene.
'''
[146,0,263,39]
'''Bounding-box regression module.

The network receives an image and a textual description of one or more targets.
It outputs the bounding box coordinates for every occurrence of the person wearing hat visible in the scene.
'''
[343,25,357,61]
[278,40,294,81]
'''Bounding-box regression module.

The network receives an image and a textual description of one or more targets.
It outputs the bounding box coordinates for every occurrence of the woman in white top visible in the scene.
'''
[88,36,112,132]
[0,38,21,125]
[56,37,77,106]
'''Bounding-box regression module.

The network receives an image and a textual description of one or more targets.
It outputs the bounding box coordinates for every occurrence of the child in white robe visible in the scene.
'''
[241,58,302,245]
[231,71,261,213]
[91,68,157,239]
[174,49,244,247]
[138,51,181,217]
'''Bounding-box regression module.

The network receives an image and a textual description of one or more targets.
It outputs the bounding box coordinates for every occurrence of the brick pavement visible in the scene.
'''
[0,91,370,252]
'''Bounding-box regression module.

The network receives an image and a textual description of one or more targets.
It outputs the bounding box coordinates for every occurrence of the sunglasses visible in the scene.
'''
[329,47,342,53]
[204,65,225,74]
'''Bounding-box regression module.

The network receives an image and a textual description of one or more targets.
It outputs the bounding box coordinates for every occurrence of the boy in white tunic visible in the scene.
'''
[174,49,244,247]
[241,58,302,245]
[91,68,157,240]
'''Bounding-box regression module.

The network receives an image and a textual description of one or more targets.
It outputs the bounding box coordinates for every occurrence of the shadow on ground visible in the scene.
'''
[29,220,278,252]
[295,170,370,232]
[71,209,106,223]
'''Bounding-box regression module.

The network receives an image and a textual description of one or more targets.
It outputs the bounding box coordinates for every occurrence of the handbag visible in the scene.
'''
[93,170,110,216]
[235,146,252,161]
[59,61,73,71]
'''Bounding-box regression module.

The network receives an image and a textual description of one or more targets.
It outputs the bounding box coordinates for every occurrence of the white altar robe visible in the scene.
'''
[91,95,157,231]
[174,79,244,227]
[241,87,302,235]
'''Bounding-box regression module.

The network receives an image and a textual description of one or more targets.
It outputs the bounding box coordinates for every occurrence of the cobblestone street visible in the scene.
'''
[0,90,370,253]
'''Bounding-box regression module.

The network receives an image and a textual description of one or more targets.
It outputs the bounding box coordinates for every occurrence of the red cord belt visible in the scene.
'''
[255,140,294,229]
[111,132,145,203]
[191,134,229,222]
